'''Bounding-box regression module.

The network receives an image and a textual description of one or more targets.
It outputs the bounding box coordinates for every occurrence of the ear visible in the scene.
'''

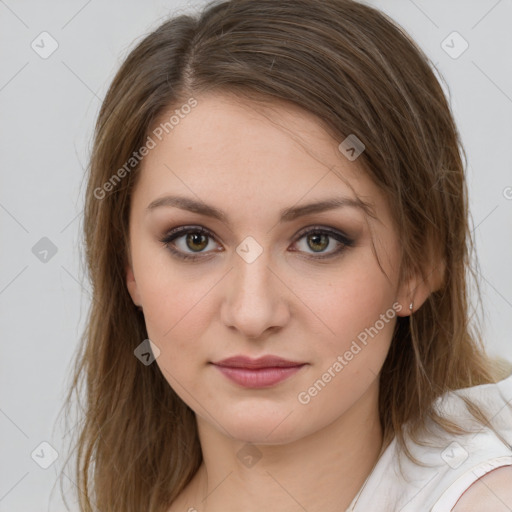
[395,256,445,317]
[126,261,142,307]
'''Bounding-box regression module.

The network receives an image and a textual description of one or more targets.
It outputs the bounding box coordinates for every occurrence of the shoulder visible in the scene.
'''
[452,465,512,512]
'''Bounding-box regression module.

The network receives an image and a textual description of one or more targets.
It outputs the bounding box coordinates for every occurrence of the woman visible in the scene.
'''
[60,0,512,510]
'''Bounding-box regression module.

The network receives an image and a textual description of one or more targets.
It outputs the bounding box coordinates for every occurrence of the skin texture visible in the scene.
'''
[452,466,512,511]
[126,92,433,512]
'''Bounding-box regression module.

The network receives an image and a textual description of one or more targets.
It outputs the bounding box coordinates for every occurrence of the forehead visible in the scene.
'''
[133,91,385,226]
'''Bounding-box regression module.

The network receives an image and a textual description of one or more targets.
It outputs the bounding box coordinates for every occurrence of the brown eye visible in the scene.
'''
[292,226,354,260]
[160,226,220,261]
[306,233,330,253]
[160,225,354,263]
[185,232,209,252]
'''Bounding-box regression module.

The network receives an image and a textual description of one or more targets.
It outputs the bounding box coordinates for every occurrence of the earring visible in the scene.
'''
[409,301,414,312]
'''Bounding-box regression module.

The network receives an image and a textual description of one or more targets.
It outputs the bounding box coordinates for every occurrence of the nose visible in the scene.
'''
[220,249,290,340]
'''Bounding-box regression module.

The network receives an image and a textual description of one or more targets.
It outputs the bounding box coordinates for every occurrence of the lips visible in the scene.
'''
[213,355,305,369]
[211,355,307,388]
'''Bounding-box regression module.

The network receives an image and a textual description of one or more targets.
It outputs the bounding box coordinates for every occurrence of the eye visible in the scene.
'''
[160,226,220,261]
[159,225,354,262]
[291,226,354,260]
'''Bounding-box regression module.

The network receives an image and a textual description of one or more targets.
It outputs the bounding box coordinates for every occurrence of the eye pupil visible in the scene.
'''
[186,233,208,252]
[308,233,329,252]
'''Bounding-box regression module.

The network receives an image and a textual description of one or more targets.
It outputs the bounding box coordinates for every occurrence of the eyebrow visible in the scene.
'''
[146,194,372,224]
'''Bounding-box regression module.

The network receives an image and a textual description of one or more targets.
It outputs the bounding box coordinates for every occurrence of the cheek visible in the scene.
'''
[141,272,214,348]
[290,258,398,417]
[139,267,214,388]
[292,251,398,357]
[135,231,397,374]
[131,241,210,344]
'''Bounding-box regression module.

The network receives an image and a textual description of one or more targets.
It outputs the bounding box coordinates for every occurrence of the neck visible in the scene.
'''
[178,380,385,512]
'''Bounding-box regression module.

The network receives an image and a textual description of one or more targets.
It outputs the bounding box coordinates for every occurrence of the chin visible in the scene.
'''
[230,424,304,446]
[215,402,310,446]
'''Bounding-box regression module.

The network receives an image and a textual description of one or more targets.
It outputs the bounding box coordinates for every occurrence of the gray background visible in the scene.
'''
[1,0,511,510]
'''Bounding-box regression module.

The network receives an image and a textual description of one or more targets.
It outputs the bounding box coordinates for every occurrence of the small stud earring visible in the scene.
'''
[409,302,414,312]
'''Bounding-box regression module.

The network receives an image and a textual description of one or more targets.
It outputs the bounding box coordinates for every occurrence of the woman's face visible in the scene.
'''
[126,92,414,444]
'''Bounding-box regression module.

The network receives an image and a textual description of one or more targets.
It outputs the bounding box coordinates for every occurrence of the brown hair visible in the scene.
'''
[58,0,512,510]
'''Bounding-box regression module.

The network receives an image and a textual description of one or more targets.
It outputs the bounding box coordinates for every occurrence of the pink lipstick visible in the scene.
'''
[211,355,306,388]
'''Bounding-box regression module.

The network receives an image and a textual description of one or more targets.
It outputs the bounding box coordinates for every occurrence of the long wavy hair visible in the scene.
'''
[58,0,512,510]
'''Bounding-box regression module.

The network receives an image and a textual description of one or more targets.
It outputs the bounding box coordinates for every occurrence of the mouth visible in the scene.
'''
[210,355,307,388]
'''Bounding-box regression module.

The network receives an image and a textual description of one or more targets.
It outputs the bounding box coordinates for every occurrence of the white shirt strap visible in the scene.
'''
[431,456,512,512]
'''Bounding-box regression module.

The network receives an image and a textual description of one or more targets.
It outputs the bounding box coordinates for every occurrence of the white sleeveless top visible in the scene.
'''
[346,373,512,512]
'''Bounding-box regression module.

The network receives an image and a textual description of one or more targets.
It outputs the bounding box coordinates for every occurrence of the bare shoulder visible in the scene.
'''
[451,465,512,512]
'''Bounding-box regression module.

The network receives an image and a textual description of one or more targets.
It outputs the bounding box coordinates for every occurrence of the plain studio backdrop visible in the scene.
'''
[0,0,511,510]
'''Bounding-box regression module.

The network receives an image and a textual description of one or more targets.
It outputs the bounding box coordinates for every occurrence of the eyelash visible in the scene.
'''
[159,225,354,262]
